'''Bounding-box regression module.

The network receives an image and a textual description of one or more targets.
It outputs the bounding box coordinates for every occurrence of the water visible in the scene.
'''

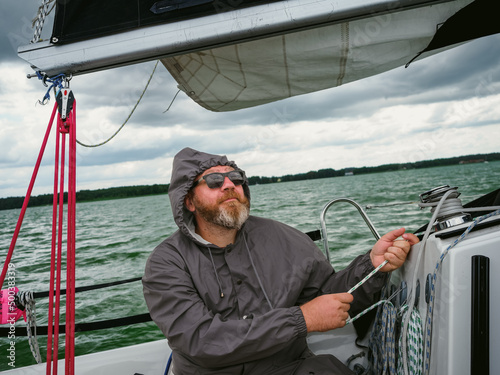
[1,162,499,370]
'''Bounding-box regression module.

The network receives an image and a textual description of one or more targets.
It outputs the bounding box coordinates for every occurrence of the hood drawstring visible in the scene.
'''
[208,247,225,298]
[207,235,273,310]
[244,234,274,310]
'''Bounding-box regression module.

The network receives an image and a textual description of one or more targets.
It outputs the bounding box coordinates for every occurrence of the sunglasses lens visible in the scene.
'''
[227,171,244,186]
[203,170,245,188]
[205,174,224,188]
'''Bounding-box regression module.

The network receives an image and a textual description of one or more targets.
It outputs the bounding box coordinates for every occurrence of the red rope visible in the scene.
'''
[46,99,77,375]
[54,123,67,375]
[1,89,77,374]
[46,104,61,375]
[0,102,58,289]
[65,101,77,373]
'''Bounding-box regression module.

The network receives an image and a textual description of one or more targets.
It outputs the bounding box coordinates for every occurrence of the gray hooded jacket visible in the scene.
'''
[143,148,386,374]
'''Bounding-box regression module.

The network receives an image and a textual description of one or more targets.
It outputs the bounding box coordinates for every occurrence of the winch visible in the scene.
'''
[419,185,472,231]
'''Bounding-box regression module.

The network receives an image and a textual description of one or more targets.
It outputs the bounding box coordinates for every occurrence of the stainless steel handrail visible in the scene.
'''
[320,198,380,262]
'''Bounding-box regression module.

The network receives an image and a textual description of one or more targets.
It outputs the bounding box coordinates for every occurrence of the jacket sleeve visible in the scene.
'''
[142,243,308,369]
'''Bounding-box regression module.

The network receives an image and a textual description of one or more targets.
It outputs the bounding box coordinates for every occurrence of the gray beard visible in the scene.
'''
[193,194,250,231]
[211,203,250,230]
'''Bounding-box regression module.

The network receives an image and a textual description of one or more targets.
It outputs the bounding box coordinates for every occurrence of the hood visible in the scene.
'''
[168,147,251,244]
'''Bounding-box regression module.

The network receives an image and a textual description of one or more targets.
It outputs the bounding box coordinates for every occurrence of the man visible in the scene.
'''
[143,147,418,374]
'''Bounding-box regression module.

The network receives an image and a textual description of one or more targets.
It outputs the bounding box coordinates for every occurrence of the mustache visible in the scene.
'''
[218,191,247,204]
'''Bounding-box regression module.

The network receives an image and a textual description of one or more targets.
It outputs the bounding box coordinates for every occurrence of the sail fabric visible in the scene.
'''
[161,0,481,112]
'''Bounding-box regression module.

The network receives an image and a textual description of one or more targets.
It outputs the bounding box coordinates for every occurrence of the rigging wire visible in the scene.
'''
[76,60,159,148]
[365,201,419,209]
[163,89,181,113]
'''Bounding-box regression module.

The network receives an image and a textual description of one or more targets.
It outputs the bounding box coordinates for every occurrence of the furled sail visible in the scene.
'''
[18,0,499,111]
[161,0,497,111]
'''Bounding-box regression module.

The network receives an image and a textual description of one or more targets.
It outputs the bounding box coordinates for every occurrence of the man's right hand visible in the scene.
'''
[299,293,353,332]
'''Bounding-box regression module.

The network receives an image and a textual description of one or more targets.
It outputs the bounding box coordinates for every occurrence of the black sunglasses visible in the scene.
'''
[195,169,246,189]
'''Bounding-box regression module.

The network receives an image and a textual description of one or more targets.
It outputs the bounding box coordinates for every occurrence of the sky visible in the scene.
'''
[0,1,499,198]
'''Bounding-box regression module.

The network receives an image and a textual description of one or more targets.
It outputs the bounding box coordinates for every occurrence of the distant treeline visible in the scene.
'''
[1,152,498,211]
[247,152,500,185]
[0,184,169,211]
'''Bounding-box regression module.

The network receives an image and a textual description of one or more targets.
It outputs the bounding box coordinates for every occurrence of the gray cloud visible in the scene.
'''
[0,1,45,62]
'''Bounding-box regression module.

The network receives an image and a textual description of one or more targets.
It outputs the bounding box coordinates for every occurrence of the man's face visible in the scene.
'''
[185,165,250,230]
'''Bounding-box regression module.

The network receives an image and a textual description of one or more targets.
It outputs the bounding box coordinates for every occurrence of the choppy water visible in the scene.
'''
[1,162,499,370]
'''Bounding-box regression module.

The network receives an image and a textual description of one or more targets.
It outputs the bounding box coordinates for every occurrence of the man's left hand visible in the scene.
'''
[370,228,419,272]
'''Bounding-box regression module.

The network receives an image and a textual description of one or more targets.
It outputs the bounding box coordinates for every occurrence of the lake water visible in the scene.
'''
[1,161,499,370]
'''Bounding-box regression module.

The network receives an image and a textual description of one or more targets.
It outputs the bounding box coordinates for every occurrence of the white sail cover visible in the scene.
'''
[161,0,472,111]
[20,0,496,112]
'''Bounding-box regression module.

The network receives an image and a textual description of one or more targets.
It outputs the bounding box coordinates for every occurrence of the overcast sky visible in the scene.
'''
[1,1,499,198]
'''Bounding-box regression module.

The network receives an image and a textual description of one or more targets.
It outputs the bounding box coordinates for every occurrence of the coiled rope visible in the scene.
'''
[17,291,42,363]
[397,305,423,375]
[368,299,398,375]
[365,293,424,375]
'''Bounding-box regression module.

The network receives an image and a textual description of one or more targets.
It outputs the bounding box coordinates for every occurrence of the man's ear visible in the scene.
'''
[184,192,195,213]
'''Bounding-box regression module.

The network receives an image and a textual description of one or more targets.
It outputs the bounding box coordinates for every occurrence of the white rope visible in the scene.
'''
[344,259,389,325]
[31,0,55,44]
[397,305,423,375]
[347,260,388,295]
[346,299,386,325]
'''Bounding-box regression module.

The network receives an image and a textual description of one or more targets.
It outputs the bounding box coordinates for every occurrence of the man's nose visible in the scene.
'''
[221,176,235,189]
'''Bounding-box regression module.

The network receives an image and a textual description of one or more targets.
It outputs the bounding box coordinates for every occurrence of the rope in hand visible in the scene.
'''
[347,260,388,295]
[345,259,388,325]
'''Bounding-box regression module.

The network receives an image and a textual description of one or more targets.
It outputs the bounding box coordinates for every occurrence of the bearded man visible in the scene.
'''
[143,147,418,375]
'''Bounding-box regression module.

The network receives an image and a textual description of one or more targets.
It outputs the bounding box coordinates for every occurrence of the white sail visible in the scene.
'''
[161,0,472,111]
